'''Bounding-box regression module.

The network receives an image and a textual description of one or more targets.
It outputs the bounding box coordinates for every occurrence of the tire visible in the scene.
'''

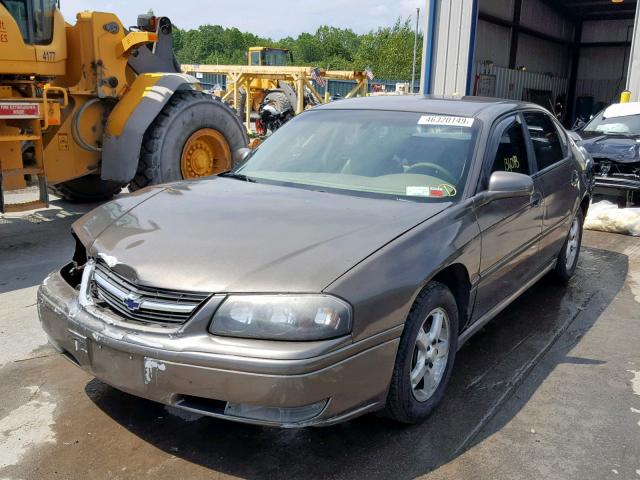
[50,175,124,203]
[130,90,248,191]
[551,209,584,283]
[264,91,291,114]
[385,281,459,424]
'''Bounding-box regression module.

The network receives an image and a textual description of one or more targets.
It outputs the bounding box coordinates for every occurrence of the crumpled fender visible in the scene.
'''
[101,73,200,183]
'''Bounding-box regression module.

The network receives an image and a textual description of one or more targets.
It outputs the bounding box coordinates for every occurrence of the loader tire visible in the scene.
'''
[130,90,248,191]
[50,175,124,203]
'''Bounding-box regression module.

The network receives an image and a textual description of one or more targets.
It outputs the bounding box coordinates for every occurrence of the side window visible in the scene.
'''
[490,118,530,176]
[250,51,261,66]
[554,120,569,156]
[32,0,56,45]
[523,112,565,171]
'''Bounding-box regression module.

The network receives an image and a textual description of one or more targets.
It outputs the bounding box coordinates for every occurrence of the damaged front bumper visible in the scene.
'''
[594,174,640,191]
[593,160,640,205]
[38,267,399,428]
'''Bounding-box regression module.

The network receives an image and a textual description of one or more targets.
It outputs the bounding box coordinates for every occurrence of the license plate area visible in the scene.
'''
[89,342,145,391]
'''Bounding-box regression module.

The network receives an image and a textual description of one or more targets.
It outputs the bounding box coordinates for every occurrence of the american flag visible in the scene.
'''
[365,67,374,81]
[311,68,326,88]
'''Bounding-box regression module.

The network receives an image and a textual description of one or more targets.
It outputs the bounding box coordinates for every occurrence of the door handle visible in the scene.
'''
[571,170,580,187]
[530,190,543,208]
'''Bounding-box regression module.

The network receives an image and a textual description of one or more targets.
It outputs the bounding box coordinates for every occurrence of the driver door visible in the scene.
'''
[472,114,545,321]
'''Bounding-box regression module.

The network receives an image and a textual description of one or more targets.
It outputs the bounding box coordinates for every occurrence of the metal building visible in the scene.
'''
[421,0,639,124]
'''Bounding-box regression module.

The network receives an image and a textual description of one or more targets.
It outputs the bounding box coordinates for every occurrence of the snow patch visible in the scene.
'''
[0,387,56,469]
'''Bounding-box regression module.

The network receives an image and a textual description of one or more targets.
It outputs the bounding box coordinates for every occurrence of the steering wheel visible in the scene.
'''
[405,162,457,185]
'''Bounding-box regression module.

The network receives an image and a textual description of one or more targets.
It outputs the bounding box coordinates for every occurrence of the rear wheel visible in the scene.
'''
[50,175,124,203]
[385,282,459,424]
[131,90,248,191]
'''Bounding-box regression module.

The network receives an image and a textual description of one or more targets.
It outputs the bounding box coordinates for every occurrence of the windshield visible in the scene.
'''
[263,49,289,66]
[583,111,640,135]
[236,110,479,202]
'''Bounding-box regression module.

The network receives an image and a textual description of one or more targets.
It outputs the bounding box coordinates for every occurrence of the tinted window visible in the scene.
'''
[491,118,530,176]
[2,0,28,42]
[2,0,55,44]
[32,0,56,44]
[250,51,260,66]
[264,50,288,66]
[524,112,565,170]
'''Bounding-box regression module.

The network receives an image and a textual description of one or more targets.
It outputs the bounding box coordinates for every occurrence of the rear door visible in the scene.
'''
[472,113,545,321]
[522,111,578,264]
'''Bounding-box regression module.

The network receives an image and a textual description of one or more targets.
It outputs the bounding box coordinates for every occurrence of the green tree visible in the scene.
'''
[173,17,421,81]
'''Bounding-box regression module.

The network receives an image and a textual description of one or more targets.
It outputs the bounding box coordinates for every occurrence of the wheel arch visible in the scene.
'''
[101,73,201,183]
[579,194,591,219]
[430,263,472,333]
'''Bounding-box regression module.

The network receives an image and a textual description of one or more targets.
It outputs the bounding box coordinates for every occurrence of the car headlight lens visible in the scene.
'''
[209,295,352,341]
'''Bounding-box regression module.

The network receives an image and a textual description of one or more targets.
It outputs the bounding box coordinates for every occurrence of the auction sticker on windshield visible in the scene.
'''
[418,115,475,128]
[406,186,453,198]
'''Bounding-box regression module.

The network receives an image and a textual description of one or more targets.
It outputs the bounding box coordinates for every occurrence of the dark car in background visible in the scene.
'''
[575,102,640,207]
[38,96,592,428]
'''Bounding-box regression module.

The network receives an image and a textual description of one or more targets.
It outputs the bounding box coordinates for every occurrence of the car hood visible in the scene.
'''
[577,132,640,163]
[74,178,449,293]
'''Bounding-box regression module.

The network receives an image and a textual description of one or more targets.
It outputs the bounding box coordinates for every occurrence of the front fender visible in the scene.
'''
[101,73,200,183]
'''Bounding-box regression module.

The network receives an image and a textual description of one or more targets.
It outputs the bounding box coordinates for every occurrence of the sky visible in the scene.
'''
[60,0,423,39]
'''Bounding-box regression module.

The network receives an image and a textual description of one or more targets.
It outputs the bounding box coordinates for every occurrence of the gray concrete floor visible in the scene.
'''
[0,197,639,480]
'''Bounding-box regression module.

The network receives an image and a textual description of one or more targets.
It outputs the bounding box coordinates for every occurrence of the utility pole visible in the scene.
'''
[411,8,420,94]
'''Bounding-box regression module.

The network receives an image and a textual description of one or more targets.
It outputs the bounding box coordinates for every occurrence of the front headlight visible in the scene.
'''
[209,295,352,341]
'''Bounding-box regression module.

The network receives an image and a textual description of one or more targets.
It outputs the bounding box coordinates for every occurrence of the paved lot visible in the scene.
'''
[1,197,639,480]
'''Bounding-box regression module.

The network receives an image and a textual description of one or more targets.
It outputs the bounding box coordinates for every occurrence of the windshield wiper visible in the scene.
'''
[220,172,257,182]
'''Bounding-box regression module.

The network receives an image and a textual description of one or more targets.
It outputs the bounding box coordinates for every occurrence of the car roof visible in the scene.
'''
[315,95,544,122]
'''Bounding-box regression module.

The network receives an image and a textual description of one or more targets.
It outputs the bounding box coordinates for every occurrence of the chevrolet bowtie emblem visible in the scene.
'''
[123,294,143,311]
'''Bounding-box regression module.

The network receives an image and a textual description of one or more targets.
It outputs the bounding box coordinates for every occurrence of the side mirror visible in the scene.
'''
[476,171,534,206]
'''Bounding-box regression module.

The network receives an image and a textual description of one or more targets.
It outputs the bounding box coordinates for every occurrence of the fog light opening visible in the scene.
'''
[224,399,328,424]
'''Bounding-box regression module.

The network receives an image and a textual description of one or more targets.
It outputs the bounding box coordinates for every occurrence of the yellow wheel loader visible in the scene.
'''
[0,2,247,213]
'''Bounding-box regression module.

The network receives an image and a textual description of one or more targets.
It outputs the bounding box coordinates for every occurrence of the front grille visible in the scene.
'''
[92,262,211,326]
[594,158,640,177]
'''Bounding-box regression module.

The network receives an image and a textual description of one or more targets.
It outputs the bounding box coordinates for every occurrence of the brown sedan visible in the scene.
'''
[38,96,592,427]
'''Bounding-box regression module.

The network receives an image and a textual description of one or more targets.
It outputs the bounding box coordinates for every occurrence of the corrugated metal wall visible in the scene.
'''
[575,79,625,107]
[472,63,568,104]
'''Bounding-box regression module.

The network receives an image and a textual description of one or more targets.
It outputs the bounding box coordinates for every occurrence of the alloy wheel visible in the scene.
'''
[410,307,451,402]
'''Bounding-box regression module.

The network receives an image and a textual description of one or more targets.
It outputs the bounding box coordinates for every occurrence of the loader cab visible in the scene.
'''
[248,47,292,67]
[1,0,56,44]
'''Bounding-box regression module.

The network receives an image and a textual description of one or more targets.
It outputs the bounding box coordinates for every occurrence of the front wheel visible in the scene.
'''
[551,209,584,283]
[385,282,459,424]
